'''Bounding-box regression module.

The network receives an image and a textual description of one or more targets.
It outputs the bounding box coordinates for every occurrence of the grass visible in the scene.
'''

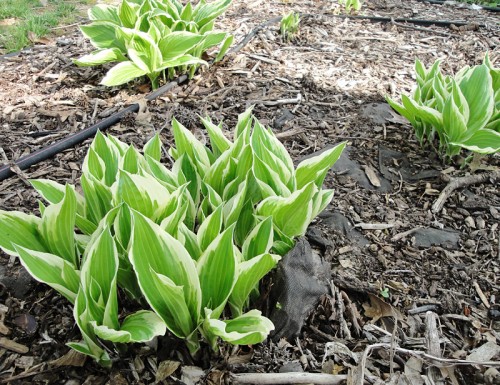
[0,0,91,54]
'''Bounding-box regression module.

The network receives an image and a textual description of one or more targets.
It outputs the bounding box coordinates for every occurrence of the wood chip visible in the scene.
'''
[0,337,29,354]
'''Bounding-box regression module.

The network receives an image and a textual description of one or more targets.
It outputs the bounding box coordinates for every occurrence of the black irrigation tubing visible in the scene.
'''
[415,0,500,12]
[0,10,492,182]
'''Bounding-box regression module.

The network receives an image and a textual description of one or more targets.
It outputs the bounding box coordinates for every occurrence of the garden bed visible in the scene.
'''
[0,0,499,383]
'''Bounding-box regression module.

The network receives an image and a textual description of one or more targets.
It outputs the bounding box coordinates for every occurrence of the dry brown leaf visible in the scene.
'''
[155,360,180,383]
[361,165,381,187]
[362,293,403,323]
[50,349,87,367]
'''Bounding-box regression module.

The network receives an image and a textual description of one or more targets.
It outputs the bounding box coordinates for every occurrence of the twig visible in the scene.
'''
[432,170,500,213]
[230,372,348,384]
[425,312,445,384]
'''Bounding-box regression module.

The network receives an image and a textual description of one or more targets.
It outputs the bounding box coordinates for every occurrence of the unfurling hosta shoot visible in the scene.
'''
[74,0,233,89]
[386,54,499,160]
[0,108,345,366]
[280,11,300,42]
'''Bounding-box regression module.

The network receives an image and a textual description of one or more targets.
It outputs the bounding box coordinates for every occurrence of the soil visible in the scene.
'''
[0,0,499,384]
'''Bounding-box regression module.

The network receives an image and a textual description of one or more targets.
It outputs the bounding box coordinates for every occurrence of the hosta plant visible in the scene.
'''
[74,0,233,88]
[386,54,500,159]
[0,109,345,365]
[339,0,362,12]
[280,12,300,42]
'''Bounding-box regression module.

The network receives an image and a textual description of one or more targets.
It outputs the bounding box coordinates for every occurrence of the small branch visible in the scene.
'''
[231,372,348,384]
[431,170,500,213]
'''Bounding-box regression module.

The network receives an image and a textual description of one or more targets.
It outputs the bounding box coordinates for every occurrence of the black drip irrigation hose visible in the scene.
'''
[0,11,493,182]
[415,0,500,12]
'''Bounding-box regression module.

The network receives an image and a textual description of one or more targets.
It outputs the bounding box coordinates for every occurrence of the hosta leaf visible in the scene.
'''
[129,212,201,337]
[74,48,127,67]
[223,179,247,227]
[197,225,237,317]
[451,129,500,154]
[92,310,166,343]
[126,30,163,73]
[215,34,233,62]
[92,131,121,186]
[40,185,77,266]
[230,254,280,316]
[442,92,468,143]
[204,309,274,347]
[197,31,227,52]
[401,94,443,130]
[81,174,113,226]
[178,223,202,261]
[79,23,124,51]
[459,64,494,133]
[242,217,273,261]
[194,0,232,29]
[160,55,207,71]
[159,31,205,61]
[252,154,290,198]
[145,156,179,191]
[295,142,346,190]
[144,133,162,162]
[14,245,79,303]
[118,0,138,28]
[197,205,223,251]
[88,4,121,24]
[82,147,105,182]
[121,146,143,174]
[200,117,231,158]
[101,61,147,86]
[311,189,335,219]
[256,182,317,238]
[234,107,254,139]
[0,210,48,255]
[171,118,212,177]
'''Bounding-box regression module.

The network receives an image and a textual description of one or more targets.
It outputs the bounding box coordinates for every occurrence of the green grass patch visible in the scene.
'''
[0,0,91,54]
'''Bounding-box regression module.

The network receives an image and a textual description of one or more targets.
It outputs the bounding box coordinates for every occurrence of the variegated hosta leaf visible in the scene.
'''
[114,170,171,222]
[197,225,237,318]
[129,211,201,339]
[203,309,274,349]
[143,133,162,162]
[200,117,231,158]
[241,216,273,261]
[170,118,213,177]
[197,205,223,251]
[0,211,46,255]
[230,253,280,316]
[14,245,80,303]
[81,174,113,226]
[256,182,317,238]
[450,129,500,154]
[295,142,346,190]
[40,185,78,267]
[92,310,166,343]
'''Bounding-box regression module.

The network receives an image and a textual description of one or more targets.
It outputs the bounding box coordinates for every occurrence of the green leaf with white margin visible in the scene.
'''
[88,4,121,24]
[118,0,138,28]
[74,48,127,67]
[129,211,201,338]
[82,147,105,182]
[144,133,162,162]
[79,23,124,51]
[80,174,113,226]
[120,145,143,175]
[92,310,166,343]
[242,217,273,261]
[256,182,317,238]
[451,129,500,154]
[14,245,79,303]
[442,90,468,143]
[171,118,212,177]
[203,309,274,348]
[159,31,205,61]
[178,223,202,261]
[194,0,232,29]
[252,154,291,198]
[90,131,121,186]
[311,189,335,219]
[230,254,280,316]
[145,156,179,192]
[234,107,254,139]
[197,205,223,251]
[252,120,294,186]
[69,290,111,367]
[101,61,147,86]
[0,211,45,255]
[114,170,171,222]
[197,225,237,318]
[215,34,233,63]
[459,64,494,133]
[29,179,96,236]
[200,117,231,158]
[295,142,346,190]
[223,179,247,228]
[40,184,77,266]
[401,94,443,130]
[80,227,118,327]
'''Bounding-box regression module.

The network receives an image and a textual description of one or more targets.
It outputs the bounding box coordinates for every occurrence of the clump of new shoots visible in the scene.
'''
[339,0,362,12]
[280,11,300,42]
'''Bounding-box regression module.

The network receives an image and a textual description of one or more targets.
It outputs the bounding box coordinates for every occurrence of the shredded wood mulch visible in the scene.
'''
[0,0,499,384]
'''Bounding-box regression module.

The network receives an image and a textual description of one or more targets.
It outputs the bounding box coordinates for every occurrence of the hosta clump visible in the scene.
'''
[0,109,345,366]
[75,0,233,88]
[386,54,499,159]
